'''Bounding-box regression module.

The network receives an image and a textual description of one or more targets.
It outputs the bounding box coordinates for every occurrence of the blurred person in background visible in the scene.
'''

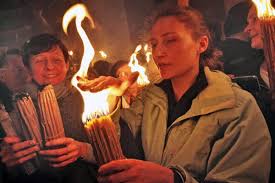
[245,4,275,183]
[218,1,264,79]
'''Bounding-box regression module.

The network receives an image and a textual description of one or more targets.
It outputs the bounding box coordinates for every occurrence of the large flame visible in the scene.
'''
[252,0,275,18]
[63,4,110,123]
[129,44,150,86]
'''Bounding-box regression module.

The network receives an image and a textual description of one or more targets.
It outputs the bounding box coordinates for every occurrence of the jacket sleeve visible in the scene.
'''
[175,94,271,183]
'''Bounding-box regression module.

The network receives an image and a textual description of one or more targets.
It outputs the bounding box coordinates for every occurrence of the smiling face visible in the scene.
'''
[244,6,263,49]
[149,16,207,80]
[29,46,69,85]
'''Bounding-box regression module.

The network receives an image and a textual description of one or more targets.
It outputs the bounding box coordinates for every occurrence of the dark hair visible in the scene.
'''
[22,33,69,67]
[92,60,112,76]
[146,5,223,70]
[110,60,129,77]
[224,1,252,37]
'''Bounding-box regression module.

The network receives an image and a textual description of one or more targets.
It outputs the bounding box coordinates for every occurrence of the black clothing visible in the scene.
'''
[158,69,208,128]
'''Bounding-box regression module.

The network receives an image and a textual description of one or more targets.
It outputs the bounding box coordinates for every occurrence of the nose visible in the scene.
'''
[45,60,54,70]
[152,44,166,60]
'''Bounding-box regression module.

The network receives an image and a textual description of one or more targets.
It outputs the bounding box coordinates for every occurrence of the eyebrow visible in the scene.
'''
[161,32,177,37]
[148,32,177,42]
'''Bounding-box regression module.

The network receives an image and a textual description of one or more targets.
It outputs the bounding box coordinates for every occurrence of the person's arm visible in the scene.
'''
[171,93,271,183]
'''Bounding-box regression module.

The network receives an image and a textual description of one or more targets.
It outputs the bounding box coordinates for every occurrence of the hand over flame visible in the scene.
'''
[77,72,139,96]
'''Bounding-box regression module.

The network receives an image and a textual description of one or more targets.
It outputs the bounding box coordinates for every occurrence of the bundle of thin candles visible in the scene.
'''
[0,103,38,175]
[38,85,65,141]
[15,93,42,147]
[84,116,125,165]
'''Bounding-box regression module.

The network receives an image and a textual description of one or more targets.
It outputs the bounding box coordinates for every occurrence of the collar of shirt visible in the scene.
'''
[158,68,208,127]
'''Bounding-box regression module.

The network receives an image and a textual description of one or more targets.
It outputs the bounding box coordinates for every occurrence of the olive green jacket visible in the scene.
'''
[120,67,271,183]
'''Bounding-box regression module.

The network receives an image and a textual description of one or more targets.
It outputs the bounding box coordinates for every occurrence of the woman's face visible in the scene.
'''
[244,6,263,49]
[149,16,206,80]
[29,46,69,85]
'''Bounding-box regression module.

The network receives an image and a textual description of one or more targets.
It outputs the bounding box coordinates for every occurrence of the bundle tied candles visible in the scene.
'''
[62,3,125,166]
[84,116,124,165]
[0,104,37,175]
[0,93,42,175]
[38,85,65,141]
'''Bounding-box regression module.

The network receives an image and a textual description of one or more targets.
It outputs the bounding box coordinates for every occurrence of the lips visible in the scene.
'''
[45,74,58,78]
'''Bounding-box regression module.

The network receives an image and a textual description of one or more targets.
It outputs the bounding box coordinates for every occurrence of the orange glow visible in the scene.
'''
[252,0,275,18]
[129,45,150,86]
[99,50,107,59]
[144,44,152,63]
[68,50,74,56]
[63,4,110,123]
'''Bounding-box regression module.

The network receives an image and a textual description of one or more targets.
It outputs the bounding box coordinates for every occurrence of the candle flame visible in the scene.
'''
[144,44,152,63]
[129,44,150,86]
[99,50,107,59]
[68,50,74,56]
[252,0,275,18]
[63,4,110,123]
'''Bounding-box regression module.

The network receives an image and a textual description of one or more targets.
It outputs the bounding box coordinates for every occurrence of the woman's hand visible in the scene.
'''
[39,137,87,168]
[97,159,174,183]
[0,136,39,167]
[77,72,139,96]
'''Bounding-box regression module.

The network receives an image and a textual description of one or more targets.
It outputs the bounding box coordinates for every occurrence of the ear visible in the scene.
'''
[198,35,209,54]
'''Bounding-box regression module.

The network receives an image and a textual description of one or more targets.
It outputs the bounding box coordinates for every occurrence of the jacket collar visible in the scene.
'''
[174,67,236,123]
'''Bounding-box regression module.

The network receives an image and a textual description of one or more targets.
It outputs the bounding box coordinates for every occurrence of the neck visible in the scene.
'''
[171,66,199,102]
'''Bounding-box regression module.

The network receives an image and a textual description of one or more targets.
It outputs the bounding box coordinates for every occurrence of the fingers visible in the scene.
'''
[0,137,39,167]
[45,137,74,147]
[45,150,78,163]
[98,168,132,183]
[2,136,21,144]
[77,76,123,93]
[98,159,137,176]
[10,140,37,152]
[39,143,77,156]
[5,153,37,167]
[50,156,78,168]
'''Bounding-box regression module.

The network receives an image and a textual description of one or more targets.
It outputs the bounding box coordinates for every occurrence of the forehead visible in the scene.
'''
[150,16,188,37]
[31,46,64,59]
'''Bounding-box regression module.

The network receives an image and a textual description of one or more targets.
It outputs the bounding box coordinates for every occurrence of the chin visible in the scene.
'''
[160,72,172,80]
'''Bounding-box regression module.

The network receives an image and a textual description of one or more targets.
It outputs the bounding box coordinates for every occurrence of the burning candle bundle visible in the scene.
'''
[62,4,126,165]
[84,116,124,165]
[38,85,65,141]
